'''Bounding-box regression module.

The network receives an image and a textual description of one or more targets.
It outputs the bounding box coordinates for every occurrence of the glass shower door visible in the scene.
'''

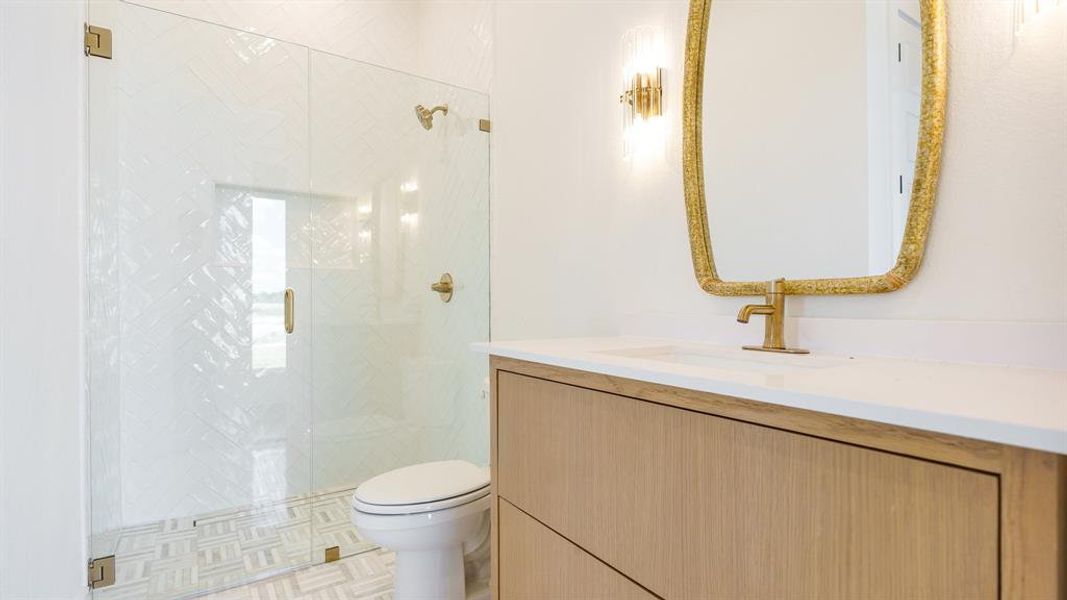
[87,2,314,596]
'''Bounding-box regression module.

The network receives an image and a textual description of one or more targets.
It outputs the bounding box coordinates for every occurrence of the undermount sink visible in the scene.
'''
[593,344,849,374]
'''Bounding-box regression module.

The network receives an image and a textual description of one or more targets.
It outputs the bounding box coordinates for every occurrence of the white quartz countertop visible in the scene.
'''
[477,337,1067,455]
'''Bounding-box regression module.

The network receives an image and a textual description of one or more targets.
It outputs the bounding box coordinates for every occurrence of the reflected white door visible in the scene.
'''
[889,4,922,253]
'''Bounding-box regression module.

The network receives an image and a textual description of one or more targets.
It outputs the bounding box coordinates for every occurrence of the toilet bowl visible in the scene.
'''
[352,460,491,600]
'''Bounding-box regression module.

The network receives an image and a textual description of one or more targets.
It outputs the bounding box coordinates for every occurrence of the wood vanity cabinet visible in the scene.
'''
[489,357,1067,600]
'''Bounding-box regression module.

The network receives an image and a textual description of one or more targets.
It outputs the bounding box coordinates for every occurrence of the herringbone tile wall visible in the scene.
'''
[87,1,491,596]
[88,1,315,529]
[127,0,493,92]
[309,52,491,492]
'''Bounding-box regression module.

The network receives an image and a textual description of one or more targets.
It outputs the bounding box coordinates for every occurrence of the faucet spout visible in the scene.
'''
[737,304,775,323]
[735,279,809,354]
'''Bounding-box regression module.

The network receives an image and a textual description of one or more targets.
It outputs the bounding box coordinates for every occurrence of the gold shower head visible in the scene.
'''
[415,104,448,130]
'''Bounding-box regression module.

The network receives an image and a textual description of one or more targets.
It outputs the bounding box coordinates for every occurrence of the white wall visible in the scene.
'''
[491,0,665,340]
[0,2,88,599]
[491,0,1067,368]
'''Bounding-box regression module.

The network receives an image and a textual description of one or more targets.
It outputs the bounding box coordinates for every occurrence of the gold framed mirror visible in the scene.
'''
[682,0,947,295]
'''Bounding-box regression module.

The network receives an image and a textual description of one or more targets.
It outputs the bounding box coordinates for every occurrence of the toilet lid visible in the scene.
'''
[353,485,490,516]
[354,460,489,507]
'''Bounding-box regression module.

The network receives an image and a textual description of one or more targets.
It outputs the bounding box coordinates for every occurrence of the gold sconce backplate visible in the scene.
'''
[620,68,663,121]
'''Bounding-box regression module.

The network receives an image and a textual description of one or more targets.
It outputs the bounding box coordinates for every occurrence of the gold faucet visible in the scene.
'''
[737,279,809,354]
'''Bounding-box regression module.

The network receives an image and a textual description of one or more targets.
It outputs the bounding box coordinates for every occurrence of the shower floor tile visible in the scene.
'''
[200,550,395,600]
[94,488,377,599]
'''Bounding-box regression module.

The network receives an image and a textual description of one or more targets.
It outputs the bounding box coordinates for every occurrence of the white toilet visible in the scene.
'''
[352,460,491,600]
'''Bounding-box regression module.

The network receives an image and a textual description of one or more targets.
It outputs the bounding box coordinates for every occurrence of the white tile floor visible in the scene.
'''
[94,488,381,599]
[201,549,395,600]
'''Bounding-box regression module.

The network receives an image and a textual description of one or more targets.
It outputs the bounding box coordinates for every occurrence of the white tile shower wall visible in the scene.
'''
[309,53,430,490]
[418,0,495,93]
[128,0,494,93]
[128,0,421,74]
[490,0,1067,368]
[89,1,491,529]
[309,53,490,491]
[90,3,315,525]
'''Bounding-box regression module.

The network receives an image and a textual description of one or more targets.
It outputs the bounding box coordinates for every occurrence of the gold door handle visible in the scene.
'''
[284,287,295,334]
[431,273,454,303]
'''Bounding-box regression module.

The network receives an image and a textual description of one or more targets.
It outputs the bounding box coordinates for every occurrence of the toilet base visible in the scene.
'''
[394,545,465,600]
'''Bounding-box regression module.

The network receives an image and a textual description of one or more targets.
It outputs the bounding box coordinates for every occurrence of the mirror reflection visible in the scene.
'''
[704,0,922,281]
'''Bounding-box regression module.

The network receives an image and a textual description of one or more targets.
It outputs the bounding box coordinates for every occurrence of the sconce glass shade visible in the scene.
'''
[621,26,666,160]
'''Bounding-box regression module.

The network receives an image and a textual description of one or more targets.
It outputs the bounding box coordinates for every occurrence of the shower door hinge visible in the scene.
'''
[84,24,113,59]
[88,555,116,589]
[324,546,341,563]
[478,119,491,133]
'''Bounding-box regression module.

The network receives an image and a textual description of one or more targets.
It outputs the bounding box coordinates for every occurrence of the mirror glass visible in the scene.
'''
[703,0,923,282]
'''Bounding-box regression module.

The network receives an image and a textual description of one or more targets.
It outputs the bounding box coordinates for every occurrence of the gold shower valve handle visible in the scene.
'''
[431,273,454,303]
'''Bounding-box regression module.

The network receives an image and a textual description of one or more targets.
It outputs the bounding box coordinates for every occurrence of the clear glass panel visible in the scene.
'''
[308,52,491,562]
[87,2,313,597]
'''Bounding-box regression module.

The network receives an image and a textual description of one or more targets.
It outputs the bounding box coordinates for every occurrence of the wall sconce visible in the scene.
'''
[620,68,663,124]
[621,26,666,161]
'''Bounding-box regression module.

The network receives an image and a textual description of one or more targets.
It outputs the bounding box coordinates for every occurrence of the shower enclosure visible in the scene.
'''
[86,3,489,597]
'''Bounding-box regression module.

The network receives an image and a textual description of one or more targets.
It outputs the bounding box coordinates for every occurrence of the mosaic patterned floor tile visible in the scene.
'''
[94,488,377,599]
[200,550,395,600]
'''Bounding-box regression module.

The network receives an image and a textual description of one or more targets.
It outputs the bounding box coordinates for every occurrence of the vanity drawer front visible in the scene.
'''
[499,498,657,599]
[496,371,999,600]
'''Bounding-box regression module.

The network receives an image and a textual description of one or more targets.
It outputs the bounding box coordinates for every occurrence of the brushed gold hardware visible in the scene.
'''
[84,24,112,59]
[737,279,809,354]
[284,287,295,334]
[415,104,448,130]
[325,546,341,563]
[88,555,116,589]
[681,0,947,296]
[431,272,454,303]
[479,119,492,133]
[620,68,663,121]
